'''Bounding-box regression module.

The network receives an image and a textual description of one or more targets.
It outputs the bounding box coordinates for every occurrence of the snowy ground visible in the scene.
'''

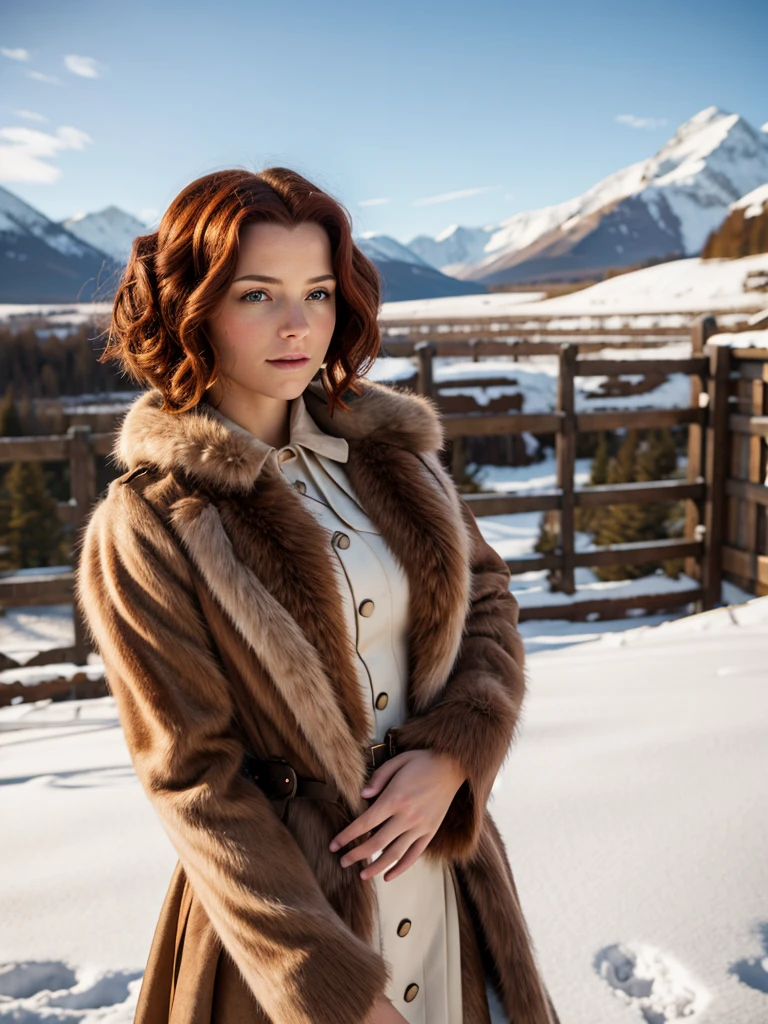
[2,591,766,1023]
[370,343,697,413]
[379,253,768,323]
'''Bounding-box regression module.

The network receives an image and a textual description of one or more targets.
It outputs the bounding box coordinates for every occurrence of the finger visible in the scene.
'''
[360,830,421,881]
[339,818,406,868]
[382,833,432,882]
[329,798,394,852]
[360,753,407,798]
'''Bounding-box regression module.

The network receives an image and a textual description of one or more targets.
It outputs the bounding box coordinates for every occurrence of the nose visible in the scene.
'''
[278,305,311,340]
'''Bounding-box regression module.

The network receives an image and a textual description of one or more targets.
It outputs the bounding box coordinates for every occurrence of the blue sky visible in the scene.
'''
[2,0,766,244]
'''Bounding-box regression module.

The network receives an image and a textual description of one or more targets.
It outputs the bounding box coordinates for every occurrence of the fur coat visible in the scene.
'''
[75,375,561,1024]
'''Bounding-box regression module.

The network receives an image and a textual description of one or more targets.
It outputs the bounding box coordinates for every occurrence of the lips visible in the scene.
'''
[267,354,311,369]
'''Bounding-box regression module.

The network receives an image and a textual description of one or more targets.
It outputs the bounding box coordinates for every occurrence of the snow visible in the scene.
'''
[0,301,112,326]
[355,232,434,267]
[380,252,768,321]
[730,182,768,219]
[370,349,695,413]
[0,185,96,259]
[709,329,768,349]
[60,206,147,263]
[2,584,767,1021]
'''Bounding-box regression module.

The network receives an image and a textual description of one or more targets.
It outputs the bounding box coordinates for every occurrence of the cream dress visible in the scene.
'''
[205,392,465,1023]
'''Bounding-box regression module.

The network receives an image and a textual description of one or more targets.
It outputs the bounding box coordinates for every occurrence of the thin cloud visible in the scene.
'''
[1,47,30,61]
[616,114,668,130]
[64,54,104,78]
[358,197,391,207]
[0,124,92,184]
[14,109,47,122]
[411,185,494,206]
[27,70,61,85]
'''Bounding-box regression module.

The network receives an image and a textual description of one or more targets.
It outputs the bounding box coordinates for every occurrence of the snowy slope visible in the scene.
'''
[60,206,148,263]
[1,594,766,1022]
[409,107,768,285]
[378,252,768,322]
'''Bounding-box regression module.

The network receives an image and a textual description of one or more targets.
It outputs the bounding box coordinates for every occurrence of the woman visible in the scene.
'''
[75,167,560,1024]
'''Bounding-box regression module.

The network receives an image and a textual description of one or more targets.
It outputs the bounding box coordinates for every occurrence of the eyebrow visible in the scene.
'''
[232,273,337,284]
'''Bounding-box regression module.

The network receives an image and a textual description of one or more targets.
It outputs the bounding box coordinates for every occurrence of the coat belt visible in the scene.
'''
[241,728,398,814]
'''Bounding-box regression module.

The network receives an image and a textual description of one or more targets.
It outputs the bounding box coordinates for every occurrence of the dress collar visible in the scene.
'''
[203,389,350,468]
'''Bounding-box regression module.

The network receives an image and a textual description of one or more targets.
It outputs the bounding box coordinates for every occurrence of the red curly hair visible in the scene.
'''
[99,167,384,415]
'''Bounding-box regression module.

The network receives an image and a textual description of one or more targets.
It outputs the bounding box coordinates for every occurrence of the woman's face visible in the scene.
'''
[205,220,337,402]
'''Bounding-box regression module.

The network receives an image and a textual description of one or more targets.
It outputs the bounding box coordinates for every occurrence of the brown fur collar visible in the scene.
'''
[112,376,445,491]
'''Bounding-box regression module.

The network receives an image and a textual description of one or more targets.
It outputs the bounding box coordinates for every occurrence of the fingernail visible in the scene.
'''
[329,841,339,852]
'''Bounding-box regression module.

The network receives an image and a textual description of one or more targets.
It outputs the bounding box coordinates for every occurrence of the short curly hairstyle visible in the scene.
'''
[99,167,384,415]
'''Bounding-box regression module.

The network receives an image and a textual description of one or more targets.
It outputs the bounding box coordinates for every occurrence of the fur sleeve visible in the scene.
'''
[75,479,389,1024]
[393,490,527,862]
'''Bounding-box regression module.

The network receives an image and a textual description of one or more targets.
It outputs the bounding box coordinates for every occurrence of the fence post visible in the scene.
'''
[67,424,97,664]
[414,340,435,398]
[701,342,730,610]
[686,315,718,592]
[555,343,577,595]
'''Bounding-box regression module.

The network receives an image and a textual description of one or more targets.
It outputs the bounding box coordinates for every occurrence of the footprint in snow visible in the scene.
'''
[594,942,711,1022]
[729,920,768,994]
[0,959,142,1021]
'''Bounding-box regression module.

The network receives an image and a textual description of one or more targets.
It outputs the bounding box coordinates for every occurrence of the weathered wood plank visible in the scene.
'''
[702,344,731,609]
[575,357,708,377]
[517,588,703,622]
[573,538,702,568]
[577,408,703,431]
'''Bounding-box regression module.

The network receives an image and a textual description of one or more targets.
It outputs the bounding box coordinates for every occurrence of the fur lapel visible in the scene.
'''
[114,377,472,810]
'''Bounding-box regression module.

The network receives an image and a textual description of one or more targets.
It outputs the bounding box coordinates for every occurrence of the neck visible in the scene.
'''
[203,381,293,448]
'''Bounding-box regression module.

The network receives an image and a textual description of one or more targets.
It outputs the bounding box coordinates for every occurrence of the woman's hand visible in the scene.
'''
[329,749,467,882]
[365,995,409,1023]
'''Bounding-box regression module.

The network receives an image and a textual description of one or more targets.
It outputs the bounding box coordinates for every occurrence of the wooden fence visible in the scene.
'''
[1,313,766,700]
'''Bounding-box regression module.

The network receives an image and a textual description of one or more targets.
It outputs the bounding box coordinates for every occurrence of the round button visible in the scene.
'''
[404,983,419,1002]
[375,692,389,710]
[332,531,351,549]
[293,480,306,494]
[359,599,375,617]
[397,918,411,937]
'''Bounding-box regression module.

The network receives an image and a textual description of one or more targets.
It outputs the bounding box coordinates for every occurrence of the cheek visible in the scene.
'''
[209,308,270,357]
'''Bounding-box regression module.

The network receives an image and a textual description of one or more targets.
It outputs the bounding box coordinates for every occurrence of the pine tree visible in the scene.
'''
[3,460,65,570]
[589,427,679,581]
[577,431,609,534]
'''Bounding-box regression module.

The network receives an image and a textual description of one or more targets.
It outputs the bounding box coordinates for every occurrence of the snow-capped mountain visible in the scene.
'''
[60,206,148,263]
[354,232,487,300]
[407,224,494,275]
[0,186,121,303]
[410,107,768,286]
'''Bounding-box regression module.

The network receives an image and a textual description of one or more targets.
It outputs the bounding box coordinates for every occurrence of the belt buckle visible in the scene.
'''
[367,741,387,772]
[367,730,397,773]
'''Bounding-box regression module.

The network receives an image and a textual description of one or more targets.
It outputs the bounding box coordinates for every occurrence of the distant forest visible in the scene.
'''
[0,321,132,410]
